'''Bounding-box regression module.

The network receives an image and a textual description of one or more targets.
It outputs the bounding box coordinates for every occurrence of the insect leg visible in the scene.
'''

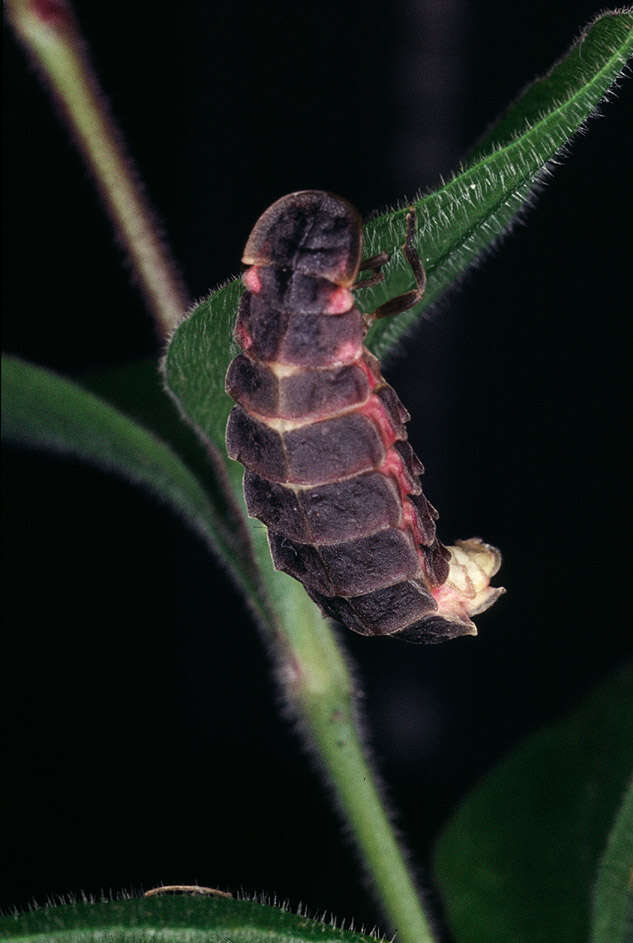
[353,251,390,290]
[359,251,390,271]
[372,207,427,320]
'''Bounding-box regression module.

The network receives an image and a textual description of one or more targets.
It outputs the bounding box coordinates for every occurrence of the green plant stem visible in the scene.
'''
[7,0,188,338]
[272,573,437,943]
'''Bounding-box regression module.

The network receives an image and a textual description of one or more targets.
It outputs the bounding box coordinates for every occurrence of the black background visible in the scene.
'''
[3,0,632,936]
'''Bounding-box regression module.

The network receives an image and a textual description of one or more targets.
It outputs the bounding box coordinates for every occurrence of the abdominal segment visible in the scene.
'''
[226,300,455,640]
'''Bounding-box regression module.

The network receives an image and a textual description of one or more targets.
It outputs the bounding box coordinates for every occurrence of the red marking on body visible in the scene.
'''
[356,354,379,390]
[358,395,398,449]
[377,448,431,576]
[332,339,362,364]
[402,500,425,549]
[431,582,450,604]
[325,287,354,315]
[334,254,353,283]
[378,449,410,500]
[235,320,253,351]
[430,580,471,614]
[242,266,262,294]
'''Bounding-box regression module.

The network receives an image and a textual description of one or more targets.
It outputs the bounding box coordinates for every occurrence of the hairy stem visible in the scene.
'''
[7,0,188,337]
[274,577,437,943]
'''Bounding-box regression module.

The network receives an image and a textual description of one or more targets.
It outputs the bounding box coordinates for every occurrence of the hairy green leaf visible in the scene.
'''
[363,10,633,356]
[433,664,633,943]
[164,280,242,497]
[591,775,633,943]
[1,355,265,620]
[0,893,386,942]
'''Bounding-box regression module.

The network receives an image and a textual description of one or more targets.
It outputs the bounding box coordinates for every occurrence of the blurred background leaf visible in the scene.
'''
[2,355,265,611]
[591,773,633,943]
[433,663,633,943]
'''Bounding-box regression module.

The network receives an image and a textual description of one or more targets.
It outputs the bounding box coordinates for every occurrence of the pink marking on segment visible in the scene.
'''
[377,448,430,575]
[378,449,411,501]
[431,582,451,604]
[234,320,253,351]
[430,580,471,619]
[334,254,353,282]
[332,339,362,364]
[402,500,426,549]
[325,287,354,314]
[356,355,379,390]
[242,266,262,294]
[358,395,398,449]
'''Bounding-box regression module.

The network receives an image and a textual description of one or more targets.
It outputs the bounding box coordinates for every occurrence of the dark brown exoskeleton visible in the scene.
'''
[226,191,503,643]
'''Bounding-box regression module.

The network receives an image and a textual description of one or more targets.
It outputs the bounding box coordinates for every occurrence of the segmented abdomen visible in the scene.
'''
[225,191,464,643]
